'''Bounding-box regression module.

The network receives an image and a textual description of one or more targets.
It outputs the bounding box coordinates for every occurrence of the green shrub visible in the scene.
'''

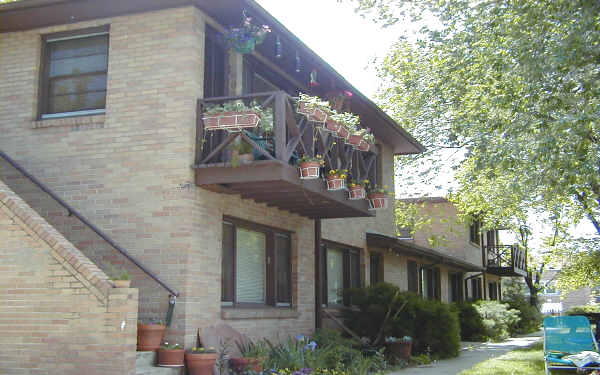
[343,283,461,359]
[454,302,486,341]
[474,300,520,341]
[504,295,543,335]
[566,305,600,315]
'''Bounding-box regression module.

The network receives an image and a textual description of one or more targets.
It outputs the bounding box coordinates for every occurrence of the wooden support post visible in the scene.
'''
[274,92,287,161]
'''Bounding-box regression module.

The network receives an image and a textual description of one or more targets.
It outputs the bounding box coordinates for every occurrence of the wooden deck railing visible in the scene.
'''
[195,91,378,182]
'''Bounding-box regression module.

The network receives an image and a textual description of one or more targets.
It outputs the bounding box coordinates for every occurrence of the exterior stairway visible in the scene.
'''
[136,352,184,375]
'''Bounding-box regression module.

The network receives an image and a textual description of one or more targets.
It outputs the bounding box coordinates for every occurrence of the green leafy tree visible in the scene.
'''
[345,0,600,234]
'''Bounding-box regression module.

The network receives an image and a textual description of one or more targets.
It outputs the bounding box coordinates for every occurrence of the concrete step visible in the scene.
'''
[136,351,184,375]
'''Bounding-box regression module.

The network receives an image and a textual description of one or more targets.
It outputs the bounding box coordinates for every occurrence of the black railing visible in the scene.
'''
[0,150,179,297]
[195,91,378,182]
[485,244,527,274]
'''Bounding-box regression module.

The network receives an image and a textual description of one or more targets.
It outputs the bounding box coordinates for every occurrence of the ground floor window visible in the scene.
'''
[421,267,441,300]
[470,278,483,301]
[407,260,419,293]
[449,272,464,302]
[369,252,383,285]
[488,281,498,300]
[221,218,292,307]
[321,242,361,306]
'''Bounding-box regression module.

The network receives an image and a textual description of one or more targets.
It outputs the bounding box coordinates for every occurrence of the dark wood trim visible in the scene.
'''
[43,24,110,41]
[314,219,322,329]
[321,238,362,252]
[223,215,294,236]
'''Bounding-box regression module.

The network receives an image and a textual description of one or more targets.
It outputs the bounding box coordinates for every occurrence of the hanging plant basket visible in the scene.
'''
[348,186,366,200]
[299,161,321,179]
[202,111,261,131]
[298,101,328,123]
[347,134,363,148]
[368,193,389,209]
[232,38,257,54]
[326,176,346,191]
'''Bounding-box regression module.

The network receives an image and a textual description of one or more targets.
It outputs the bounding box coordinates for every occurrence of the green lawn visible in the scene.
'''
[458,342,545,375]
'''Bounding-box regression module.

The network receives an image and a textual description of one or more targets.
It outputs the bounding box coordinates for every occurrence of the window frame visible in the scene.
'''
[369,252,384,286]
[407,260,419,293]
[321,240,362,307]
[449,272,464,303]
[221,216,293,308]
[469,220,481,246]
[420,266,441,301]
[204,25,227,98]
[38,25,110,120]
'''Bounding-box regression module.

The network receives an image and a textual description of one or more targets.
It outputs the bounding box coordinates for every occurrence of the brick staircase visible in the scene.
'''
[136,351,184,375]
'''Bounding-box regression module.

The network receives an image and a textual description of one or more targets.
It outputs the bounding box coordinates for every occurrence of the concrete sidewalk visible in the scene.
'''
[389,331,543,375]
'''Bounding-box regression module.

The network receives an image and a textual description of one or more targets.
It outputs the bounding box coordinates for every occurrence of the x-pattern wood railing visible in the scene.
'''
[196,91,378,181]
[485,244,527,273]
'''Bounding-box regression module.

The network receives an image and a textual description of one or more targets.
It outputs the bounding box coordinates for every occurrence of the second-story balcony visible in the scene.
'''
[485,245,527,277]
[193,91,380,219]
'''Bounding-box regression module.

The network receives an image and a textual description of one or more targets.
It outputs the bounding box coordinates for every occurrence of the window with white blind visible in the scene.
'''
[40,26,109,118]
[327,248,344,305]
[221,218,292,307]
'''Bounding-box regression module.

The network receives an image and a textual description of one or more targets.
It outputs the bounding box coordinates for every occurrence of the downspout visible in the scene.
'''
[315,219,322,330]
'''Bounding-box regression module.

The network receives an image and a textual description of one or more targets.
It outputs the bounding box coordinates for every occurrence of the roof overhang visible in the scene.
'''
[0,0,425,156]
[367,232,484,272]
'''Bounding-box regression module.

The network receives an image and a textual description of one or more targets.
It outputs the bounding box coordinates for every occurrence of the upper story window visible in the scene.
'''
[40,26,109,119]
[469,220,481,245]
[221,218,292,307]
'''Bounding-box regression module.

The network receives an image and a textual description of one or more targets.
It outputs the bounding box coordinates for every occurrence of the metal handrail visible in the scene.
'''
[0,150,179,297]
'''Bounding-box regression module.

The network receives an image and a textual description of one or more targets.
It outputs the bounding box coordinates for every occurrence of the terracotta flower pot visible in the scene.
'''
[299,161,321,179]
[326,175,345,190]
[348,134,362,147]
[336,125,350,140]
[229,357,264,374]
[368,193,388,209]
[358,139,371,152]
[385,341,412,361]
[298,102,327,123]
[326,119,341,133]
[348,186,365,199]
[158,348,185,366]
[185,352,217,375]
[137,323,166,351]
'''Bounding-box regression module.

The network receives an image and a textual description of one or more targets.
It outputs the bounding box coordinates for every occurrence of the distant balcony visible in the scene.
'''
[193,91,378,219]
[485,245,527,277]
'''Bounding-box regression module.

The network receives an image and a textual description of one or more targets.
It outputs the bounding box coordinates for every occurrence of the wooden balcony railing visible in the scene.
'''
[485,244,527,276]
[193,91,378,219]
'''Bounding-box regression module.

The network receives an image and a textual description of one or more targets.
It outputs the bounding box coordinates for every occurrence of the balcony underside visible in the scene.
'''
[486,266,527,277]
[194,160,374,219]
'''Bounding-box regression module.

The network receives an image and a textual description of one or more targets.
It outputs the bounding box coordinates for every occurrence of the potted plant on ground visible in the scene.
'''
[367,185,391,209]
[202,101,270,132]
[230,339,268,374]
[326,169,348,191]
[185,346,217,375]
[298,154,325,179]
[158,342,185,367]
[105,263,131,288]
[137,319,166,351]
[384,336,412,362]
[348,179,369,200]
[224,15,271,54]
[297,93,331,124]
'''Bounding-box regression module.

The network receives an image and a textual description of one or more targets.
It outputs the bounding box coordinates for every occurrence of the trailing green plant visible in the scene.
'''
[298,93,331,112]
[330,111,360,133]
[503,295,542,335]
[352,127,374,143]
[473,300,520,341]
[205,101,274,134]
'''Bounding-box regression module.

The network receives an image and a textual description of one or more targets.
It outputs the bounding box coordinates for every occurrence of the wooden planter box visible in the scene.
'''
[299,161,321,179]
[202,111,261,131]
[298,101,328,123]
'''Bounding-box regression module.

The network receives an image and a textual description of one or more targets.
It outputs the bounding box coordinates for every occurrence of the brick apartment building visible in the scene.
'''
[0,1,523,374]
